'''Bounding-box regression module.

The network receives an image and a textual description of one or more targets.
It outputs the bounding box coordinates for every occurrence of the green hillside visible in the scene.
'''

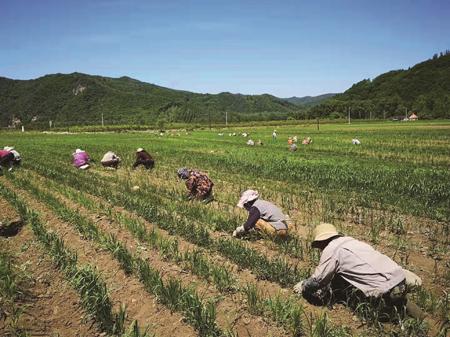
[0,73,298,127]
[309,52,450,119]
[282,93,337,106]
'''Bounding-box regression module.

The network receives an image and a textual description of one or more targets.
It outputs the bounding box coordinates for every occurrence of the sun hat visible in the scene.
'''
[311,223,341,248]
[177,167,189,180]
[4,146,14,151]
[136,148,144,152]
[75,149,83,154]
[237,189,259,208]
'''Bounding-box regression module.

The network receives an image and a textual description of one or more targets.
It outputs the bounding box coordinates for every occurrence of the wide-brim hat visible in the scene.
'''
[311,223,341,248]
[4,146,14,151]
[136,148,144,152]
[237,189,259,208]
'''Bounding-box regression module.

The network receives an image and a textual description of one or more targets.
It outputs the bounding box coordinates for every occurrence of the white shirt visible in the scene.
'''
[311,237,405,297]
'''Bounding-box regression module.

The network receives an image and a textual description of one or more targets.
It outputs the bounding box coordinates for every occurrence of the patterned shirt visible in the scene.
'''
[185,170,214,198]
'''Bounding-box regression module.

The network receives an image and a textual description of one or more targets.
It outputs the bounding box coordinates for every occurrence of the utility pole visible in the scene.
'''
[101,113,104,127]
[225,111,228,127]
[405,107,408,120]
[316,117,320,131]
[208,109,211,130]
[348,107,351,124]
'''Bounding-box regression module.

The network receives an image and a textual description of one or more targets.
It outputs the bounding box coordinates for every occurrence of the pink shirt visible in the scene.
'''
[311,236,405,297]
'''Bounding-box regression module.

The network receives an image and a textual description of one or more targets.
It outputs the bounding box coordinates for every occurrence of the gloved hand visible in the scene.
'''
[232,226,245,237]
[293,280,305,295]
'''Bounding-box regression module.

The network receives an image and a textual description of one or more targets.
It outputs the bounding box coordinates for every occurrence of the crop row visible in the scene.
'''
[23,160,311,287]
[7,175,225,337]
[0,183,150,337]
[37,172,311,336]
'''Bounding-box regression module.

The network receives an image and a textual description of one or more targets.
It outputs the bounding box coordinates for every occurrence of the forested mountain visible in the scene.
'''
[308,52,450,119]
[282,93,336,106]
[0,73,298,127]
[1,52,449,128]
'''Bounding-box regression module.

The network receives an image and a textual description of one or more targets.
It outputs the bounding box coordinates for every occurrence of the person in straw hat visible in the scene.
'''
[233,190,289,239]
[132,148,154,170]
[293,223,425,319]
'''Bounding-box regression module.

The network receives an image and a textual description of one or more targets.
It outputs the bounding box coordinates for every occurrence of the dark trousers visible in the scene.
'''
[133,159,154,169]
[303,276,408,322]
[102,160,120,169]
[0,153,15,172]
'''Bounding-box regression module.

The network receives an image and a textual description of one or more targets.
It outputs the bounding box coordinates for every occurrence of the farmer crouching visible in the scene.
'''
[4,147,21,167]
[177,167,214,203]
[101,151,121,169]
[72,149,91,170]
[132,148,154,170]
[293,223,424,320]
[233,190,289,239]
[0,149,15,175]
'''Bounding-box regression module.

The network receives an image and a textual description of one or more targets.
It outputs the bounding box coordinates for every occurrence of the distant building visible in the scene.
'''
[391,115,408,121]
[409,113,418,121]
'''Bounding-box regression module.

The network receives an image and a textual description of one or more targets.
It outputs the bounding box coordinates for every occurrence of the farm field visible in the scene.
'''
[0,120,449,337]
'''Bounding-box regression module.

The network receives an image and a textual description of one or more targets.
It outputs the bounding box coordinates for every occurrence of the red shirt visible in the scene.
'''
[0,150,11,158]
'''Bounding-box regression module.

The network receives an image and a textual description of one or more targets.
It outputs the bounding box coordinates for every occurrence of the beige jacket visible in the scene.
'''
[311,236,405,297]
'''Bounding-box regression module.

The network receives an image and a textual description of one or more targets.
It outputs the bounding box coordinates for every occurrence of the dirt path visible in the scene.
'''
[0,197,98,337]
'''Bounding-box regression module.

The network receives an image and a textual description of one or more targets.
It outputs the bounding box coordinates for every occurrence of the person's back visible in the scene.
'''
[101,151,116,162]
[0,150,10,159]
[319,236,404,297]
[253,199,286,224]
[73,150,90,168]
[137,150,152,161]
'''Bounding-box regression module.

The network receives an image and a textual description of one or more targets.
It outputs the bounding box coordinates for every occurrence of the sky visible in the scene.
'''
[1,0,449,97]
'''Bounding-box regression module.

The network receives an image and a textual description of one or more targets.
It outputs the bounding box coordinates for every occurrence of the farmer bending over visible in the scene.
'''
[233,190,289,238]
[101,151,121,169]
[72,149,90,170]
[133,148,154,170]
[177,167,214,203]
[3,147,21,166]
[0,149,15,175]
[293,223,424,320]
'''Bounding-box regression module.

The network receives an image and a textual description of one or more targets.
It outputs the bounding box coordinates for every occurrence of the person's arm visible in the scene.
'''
[302,250,339,293]
[185,176,196,197]
[243,206,261,231]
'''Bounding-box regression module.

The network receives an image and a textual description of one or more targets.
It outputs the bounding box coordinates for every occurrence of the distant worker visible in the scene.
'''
[293,136,298,143]
[293,223,424,319]
[352,138,361,145]
[133,148,155,170]
[177,168,214,203]
[247,139,255,146]
[101,151,121,169]
[242,132,249,137]
[289,143,298,152]
[288,137,293,145]
[256,140,264,146]
[72,149,91,170]
[3,147,21,166]
[302,137,312,145]
[233,190,289,238]
[272,130,277,140]
[0,149,15,174]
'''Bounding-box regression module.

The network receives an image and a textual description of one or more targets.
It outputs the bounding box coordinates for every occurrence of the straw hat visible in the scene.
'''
[75,149,83,154]
[136,148,144,152]
[4,146,14,151]
[311,223,341,248]
[237,189,259,208]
